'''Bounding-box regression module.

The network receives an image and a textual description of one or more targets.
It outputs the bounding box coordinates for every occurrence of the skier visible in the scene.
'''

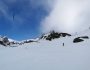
[63,43,64,46]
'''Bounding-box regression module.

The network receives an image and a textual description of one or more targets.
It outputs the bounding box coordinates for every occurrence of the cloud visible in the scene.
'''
[41,0,90,34]
[0,0,26,25]
[1,0,90,34]
[0,0,52,26]
[0,1,10,19]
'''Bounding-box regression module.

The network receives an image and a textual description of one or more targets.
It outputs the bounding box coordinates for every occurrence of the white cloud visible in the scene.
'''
[0,0,32,26]
[41,0,90,34]
[0,0,54,25]
[0,1,13,22]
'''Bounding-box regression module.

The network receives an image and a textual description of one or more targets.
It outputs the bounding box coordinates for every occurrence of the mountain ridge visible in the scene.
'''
[0,29,90,46]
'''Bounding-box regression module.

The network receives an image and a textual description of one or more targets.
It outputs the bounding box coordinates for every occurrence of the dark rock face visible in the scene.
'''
[79,36,89,39]
[60,33,71,37]
[40,31,71,41]
[23,40,34,43]
[0,36,10,46]
[73,36,89,43]
[73,38,84,43]
[0,41,6,46]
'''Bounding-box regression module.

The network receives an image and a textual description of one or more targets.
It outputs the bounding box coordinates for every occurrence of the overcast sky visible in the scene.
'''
[41,0,90,33]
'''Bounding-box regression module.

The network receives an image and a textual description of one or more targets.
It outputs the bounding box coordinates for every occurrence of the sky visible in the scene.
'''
[0,0,90,40]
[0,0,50,40]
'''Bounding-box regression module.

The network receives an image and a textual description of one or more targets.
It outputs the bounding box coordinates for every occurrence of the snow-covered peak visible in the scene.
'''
[20,38,39,44]
[40,30,71,41]
[8,38,17,42]
[0,28,90,47]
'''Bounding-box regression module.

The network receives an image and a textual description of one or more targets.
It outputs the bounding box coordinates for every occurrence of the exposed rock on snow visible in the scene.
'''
[0,29,90,46]
[73,36,89,43]
[73,38,84,43]
[22,38,39,44]
[0,36,10,46]
[79,36,89,39]
[40,30,71,41]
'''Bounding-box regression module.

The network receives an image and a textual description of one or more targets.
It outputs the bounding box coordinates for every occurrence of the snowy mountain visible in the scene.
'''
[0,29,89,47]
[0,36,39,46]
[40,30,71,41]
[0,29,90,70]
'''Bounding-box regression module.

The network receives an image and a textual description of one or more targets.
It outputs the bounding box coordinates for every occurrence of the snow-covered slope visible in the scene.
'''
[0,29,90,70]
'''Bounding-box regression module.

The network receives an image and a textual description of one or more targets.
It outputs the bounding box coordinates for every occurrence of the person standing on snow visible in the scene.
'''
[63,43,64,46]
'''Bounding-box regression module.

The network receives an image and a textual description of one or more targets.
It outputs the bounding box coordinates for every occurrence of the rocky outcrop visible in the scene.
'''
[73,38,84,43]
[0,36,10,46]
[40,31,71,41]
[73,36,89,43]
